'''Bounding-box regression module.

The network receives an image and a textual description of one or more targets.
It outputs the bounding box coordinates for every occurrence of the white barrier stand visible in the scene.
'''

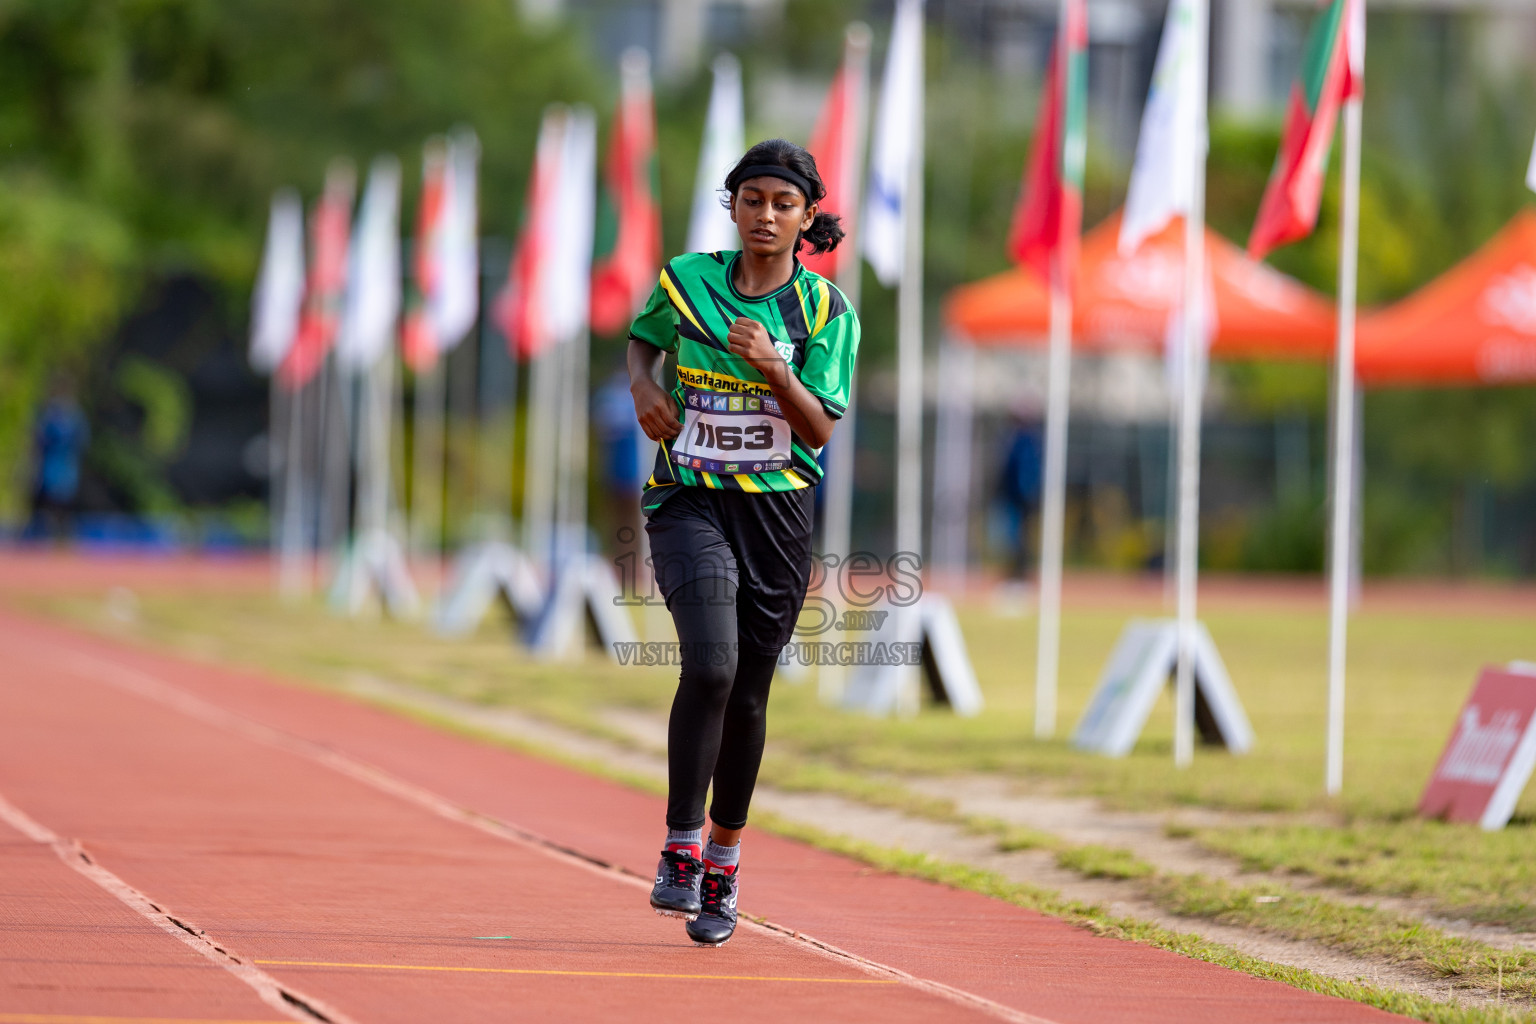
[839,594,983,718]
[523,551,638,663]
[329,527,422,619]
[1073,618,1253,757]
[435,541,546,636]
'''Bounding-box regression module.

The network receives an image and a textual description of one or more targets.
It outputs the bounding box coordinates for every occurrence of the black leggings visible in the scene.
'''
[664,577,779,831]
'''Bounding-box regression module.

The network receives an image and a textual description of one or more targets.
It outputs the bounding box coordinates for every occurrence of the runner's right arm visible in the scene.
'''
[628,339,681,442]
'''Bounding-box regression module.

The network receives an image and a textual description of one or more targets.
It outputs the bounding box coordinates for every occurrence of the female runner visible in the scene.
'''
[627,138,859,946]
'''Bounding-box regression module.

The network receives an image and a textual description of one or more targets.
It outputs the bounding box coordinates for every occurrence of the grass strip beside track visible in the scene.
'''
[1187,822,1536,932]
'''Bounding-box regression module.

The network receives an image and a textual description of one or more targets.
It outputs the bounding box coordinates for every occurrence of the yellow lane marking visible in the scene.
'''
[0,1016,291,1024]
[255,958,896,985]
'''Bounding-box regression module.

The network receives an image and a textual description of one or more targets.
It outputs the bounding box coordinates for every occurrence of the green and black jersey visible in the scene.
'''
[628,250,860,515]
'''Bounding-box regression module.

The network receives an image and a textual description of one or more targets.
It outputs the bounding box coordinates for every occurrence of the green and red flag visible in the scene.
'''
[590,49,661,336]
[401,140,447,372]
[1248,0,1364,259]
[494,109,564,361]
[279,160,354,390]
[802,29,867,282]
[1009,0,1087,290]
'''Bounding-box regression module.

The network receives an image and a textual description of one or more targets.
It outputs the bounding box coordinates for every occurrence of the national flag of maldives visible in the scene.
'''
[590,49,661,336]
[802,30,867,281]
[402,140,447,372]
[495,110,564,361]
[1248,0,1364,259]
[279,161,355,390]
[1008,0,1087,290]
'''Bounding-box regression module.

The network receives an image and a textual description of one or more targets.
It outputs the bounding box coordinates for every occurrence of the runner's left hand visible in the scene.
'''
[727,317,788,386]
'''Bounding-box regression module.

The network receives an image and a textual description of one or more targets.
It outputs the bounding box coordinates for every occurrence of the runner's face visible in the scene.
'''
[730,176,817,258]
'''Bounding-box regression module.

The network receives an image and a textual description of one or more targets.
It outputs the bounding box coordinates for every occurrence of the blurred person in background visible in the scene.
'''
[27,376,90,543]
[628,139,858,948]
[997,398,1044,581]
[595,362,650,570]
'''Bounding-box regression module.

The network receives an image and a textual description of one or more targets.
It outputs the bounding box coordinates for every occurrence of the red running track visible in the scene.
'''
[0,606,1411,1024]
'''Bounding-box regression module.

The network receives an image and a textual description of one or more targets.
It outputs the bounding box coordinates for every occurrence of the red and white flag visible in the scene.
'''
[250,189,305,375]
[496,108,597,361]
[803,28,869,281]
[1009,0,1088,290]
[402,131,479,372]
[590,48,661,336]
[1248,0,1364,258]
[279,161,355,390]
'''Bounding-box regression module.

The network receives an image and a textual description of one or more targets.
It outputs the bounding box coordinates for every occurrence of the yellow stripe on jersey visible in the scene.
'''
[811,280,831,337]
[734,474,762,493]
[660,271,710,341]
[782,469,809,488]
[794,280,815,334]
[700,471,719,489]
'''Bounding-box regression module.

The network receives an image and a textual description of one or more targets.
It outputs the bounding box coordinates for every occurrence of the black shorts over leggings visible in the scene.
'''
[645,485,814,830]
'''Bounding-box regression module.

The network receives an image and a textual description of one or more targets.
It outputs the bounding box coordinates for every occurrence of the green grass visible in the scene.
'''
[1191,820,1536,931]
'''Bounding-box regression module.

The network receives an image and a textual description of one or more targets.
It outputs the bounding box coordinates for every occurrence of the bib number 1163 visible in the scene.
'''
[691,420,774,451]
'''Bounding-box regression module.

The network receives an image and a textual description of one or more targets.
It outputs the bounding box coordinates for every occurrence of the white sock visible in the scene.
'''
[666,827,703,853]
[704,837,739,871]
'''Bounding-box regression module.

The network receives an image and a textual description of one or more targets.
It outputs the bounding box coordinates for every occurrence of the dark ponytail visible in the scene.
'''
[722,139,846,256]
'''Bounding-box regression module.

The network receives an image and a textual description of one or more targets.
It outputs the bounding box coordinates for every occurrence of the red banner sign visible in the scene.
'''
[1418,665,1536,830]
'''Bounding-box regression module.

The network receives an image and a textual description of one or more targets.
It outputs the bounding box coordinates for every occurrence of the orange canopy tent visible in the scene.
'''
[944,212,1337,360]
[1357,210,1536,386]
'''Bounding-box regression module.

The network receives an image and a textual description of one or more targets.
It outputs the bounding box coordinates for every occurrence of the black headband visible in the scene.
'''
[734,165,818,202]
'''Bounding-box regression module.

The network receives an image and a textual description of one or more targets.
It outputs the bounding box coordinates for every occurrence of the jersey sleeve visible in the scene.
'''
[627,278,678,353]
[798,300,860,420]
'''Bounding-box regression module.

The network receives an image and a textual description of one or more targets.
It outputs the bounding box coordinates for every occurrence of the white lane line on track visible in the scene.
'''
[0,792,352,1024]
[54,646,1058,1024]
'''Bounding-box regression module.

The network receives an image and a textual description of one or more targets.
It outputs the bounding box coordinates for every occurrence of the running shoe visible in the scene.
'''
[650,844,703,920]
[684,861,738,946]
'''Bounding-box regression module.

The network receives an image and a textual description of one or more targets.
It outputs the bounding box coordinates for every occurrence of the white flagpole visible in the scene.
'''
[411,361,446,565]
[277,382,308,599]
[820,22,871,705]
[1034,270,1071,739]
[894,14,924,568]
[1325,91,1365,797]
[1033,0,1077,741]
[1173,0,1211,769]
[892,4,925,717]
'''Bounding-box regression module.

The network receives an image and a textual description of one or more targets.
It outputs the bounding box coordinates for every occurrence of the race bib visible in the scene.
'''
[671,387,792,475]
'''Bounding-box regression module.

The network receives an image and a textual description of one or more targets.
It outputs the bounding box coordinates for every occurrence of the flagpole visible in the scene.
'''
[1325,88,1364,796]
[1173,0,1211,769]
[410,362,446,570]
[820,22,870,707]
[1033,0,1079,741]
[1034,264,1071,738]
[892,3,925,717]
[278,380,308,599]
